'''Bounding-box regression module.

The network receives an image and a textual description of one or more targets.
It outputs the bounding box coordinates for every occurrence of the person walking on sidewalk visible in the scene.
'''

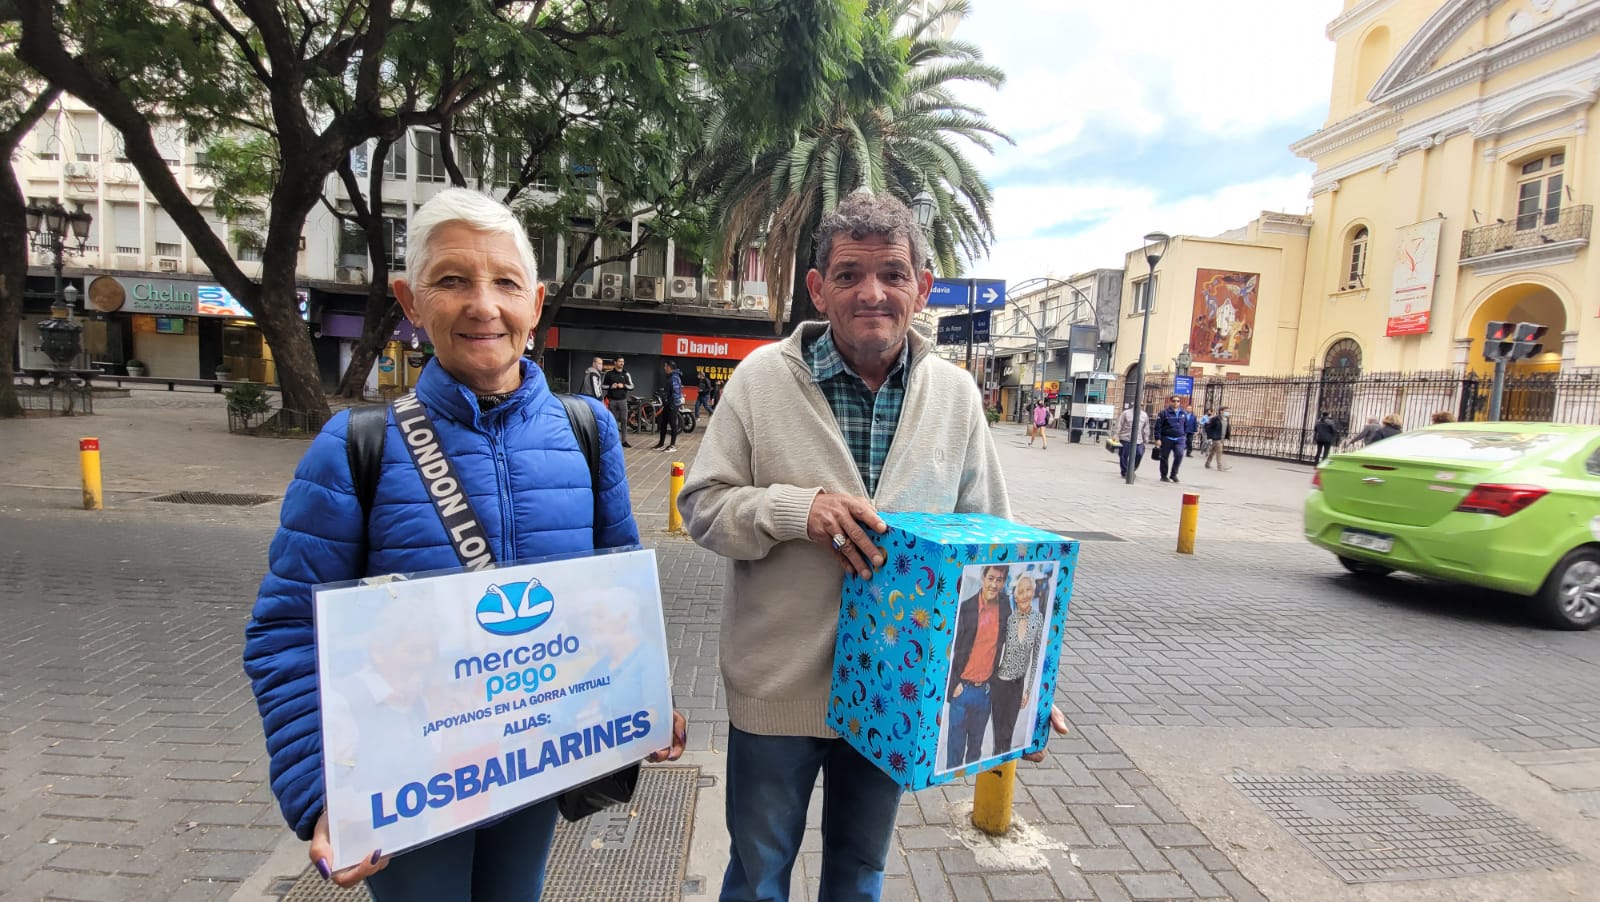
[1348,416,1383,449]
[243,188,684,898]
[1313,410,1341,463]
[1116,401,1149,479]
[603,357,634,448]
[654,359,682,452]
[1029,400,1049,448]
[1204,405,1231,470]
[1155,395,1195,483]
[695,369,716,420]
[677,192,1068,902]
[582,355,605,400]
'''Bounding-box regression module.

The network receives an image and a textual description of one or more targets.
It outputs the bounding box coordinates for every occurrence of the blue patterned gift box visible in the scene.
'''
[828,512,1079,790]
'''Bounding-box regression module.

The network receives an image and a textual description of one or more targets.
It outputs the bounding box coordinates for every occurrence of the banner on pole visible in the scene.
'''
[1387,218,1443,337]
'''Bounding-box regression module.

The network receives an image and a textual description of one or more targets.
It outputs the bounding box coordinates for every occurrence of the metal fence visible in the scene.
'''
[12,381,95,416]
[1107,369,1600,464]
[226,407,331,438]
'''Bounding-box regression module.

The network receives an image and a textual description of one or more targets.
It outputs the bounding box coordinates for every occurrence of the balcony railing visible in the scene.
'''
[1460,204,1591,260]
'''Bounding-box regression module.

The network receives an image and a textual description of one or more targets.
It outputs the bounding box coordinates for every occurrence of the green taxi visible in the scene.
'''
[1304,422,1600,630]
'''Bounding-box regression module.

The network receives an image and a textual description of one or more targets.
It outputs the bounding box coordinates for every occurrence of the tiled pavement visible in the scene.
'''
[1,392,1597,900]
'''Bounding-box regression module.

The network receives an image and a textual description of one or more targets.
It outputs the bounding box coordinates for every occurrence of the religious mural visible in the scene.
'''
[1189,269,1260,365]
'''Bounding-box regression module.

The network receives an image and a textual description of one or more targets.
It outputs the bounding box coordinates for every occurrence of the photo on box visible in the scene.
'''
[936,561,1057,775]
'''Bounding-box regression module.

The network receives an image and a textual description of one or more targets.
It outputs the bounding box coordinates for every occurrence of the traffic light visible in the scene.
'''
[1483,321,1515,361]
[1512,322,1547,360]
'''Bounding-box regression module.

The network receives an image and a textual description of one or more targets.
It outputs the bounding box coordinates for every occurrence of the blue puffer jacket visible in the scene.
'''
[242,359,640,840]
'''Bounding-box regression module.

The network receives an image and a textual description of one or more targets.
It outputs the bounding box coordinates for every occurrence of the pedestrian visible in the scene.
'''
[1204,405,1231,470]
[1155,394,1195,483]
[1374,413,1403,442]
[1313,410,1341,463]
[1029,400,1049,449]
[989,572,1046,755]
[694,369,716,420]
[676,192,1068,902]
[1348,416,1383,448]
[655,359,682,452]
[582,355,605,400]
[1115,401,1149,479]
[603,357,634,448]
[243,188,685,897]
[1431,410,1455,424]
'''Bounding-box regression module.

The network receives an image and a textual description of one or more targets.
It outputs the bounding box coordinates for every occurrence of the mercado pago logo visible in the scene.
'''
[366,573,650,830]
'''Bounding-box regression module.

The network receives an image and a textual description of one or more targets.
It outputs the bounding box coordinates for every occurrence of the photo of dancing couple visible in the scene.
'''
[937,561,1058,773]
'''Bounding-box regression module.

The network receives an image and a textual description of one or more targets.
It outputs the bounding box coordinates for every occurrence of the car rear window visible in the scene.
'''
[1373,430,1562,462]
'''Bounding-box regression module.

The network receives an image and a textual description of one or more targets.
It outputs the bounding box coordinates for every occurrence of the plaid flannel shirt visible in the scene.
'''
[806,328,909,497]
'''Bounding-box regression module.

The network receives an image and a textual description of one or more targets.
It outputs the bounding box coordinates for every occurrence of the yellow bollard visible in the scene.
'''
[668,461,685,533]
[79,437,103,511]
[971,759,1017,835]
[1177,491,1199,554]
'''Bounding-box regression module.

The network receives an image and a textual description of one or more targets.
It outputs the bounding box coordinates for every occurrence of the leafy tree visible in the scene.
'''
[0,19,59,418]
[699,0,1009,333]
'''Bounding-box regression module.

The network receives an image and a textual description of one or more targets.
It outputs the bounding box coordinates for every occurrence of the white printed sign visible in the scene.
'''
[314,548,672,869]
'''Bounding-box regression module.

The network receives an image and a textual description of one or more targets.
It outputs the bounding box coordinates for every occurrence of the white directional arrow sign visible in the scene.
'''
[980,286,999,306]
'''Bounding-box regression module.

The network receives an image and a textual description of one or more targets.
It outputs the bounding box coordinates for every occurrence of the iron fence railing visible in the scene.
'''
[12,381,94,416]
[1106,369,1600,464]
[1460,204,1592,259]
[227,407,330,438]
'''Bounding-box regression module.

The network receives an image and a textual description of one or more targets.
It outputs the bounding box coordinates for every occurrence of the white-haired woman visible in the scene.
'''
[244,188,685,899]
[990,573,1046,753]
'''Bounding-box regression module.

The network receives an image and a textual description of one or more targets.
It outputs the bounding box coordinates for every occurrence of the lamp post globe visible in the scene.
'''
[1126,231,1169,485]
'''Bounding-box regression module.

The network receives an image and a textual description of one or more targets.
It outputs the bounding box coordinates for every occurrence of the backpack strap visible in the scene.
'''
[346,404,389,522]
[556,394,603,544]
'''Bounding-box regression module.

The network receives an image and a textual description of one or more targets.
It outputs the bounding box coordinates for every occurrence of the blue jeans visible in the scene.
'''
[696,396,715,418]
[945,682,991,768]
[1158,438,1187,480]
[721,727,903,902]
[1119,441,1145,478]
[364,799,559,902]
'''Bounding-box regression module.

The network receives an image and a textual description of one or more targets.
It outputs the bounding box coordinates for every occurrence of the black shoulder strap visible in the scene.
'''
[556,394,603,544]
[346,404,388,520]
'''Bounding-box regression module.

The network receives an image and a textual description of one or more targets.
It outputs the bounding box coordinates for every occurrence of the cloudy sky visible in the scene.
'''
[954,0,1342,281]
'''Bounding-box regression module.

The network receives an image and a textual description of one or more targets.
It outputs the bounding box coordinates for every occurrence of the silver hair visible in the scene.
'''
[814,191,931,276]
[406,187,539,284]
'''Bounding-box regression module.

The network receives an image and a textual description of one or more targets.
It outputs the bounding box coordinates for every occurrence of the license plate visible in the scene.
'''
[1340,529,1393,553]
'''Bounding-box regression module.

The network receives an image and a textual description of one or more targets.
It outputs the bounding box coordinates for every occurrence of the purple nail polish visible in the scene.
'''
[371,849,383,865]
[315,858,331,880]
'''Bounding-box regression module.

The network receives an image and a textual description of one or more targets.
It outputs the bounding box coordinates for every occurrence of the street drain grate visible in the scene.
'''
[1030,528,1125,542]
[148,491,276,507]
[1228,772,1580,883]
[279,765,699,902]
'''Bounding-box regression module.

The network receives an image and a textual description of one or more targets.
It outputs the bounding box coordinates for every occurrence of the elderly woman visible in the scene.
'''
[244,188,683,899]
[989,573,1047,754]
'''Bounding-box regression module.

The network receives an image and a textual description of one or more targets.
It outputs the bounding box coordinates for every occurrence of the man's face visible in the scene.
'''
[1169,396,1181,410]
[614,358,625,370]
[981,567,1005,602]
[805,233,933,364]
[592,357,602,370]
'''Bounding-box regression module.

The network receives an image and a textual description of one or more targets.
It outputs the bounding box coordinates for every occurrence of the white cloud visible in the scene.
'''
[947,0,1341,279]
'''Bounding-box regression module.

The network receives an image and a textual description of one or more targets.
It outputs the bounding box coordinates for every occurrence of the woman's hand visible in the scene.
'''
[309,811,390,887]
[647,710,688,762]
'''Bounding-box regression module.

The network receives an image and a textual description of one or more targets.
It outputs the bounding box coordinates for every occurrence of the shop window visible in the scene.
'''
[1515,151,1565,230]
[1344,226,1368,289]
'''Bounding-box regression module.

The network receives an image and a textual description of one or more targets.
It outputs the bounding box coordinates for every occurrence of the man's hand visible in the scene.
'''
[807,492,888,579]
[1021,706,1070,763]
[647,710,688,762]
[309,811,389,888]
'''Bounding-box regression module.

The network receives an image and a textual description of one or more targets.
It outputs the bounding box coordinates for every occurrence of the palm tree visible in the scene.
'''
[697,0,1009,331]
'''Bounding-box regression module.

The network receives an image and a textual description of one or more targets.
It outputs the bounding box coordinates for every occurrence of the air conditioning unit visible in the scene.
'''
[599,282,623,301]
[541,280,563,298]
[33,250,53,266]
[739,294,767,311]
[157,257,179,272]
[63,162,95,180]
[669,276,697,301]
[335,265,366,284]
[571,283,594,300]
[600,272,624,291]
[633,275,664,304]
[706,280,731,304]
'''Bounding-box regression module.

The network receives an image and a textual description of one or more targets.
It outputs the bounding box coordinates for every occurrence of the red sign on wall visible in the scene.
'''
[660,333,773,361]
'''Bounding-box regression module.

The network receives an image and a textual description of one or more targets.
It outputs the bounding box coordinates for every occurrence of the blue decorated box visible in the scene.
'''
[828,512,1078,790]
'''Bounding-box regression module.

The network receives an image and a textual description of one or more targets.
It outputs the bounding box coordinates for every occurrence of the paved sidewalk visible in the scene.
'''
[1,393,1597,901]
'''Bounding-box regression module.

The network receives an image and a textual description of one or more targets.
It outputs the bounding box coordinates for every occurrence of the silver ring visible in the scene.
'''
[831,533,848,551]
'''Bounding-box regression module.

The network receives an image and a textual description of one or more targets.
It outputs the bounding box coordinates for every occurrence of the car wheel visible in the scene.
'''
[1538,548,1600,630]
[1338,555,1392,578]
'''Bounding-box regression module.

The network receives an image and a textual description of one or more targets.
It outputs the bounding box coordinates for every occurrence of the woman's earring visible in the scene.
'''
[410,332,420,350]
[526,333,535,351]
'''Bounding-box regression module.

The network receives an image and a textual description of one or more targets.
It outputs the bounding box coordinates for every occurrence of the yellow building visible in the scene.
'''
[1110,212,1312,380]
[1291,0,1600,377]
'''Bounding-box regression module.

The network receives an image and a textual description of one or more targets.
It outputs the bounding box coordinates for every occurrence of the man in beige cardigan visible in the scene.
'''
[679,193,1068,902]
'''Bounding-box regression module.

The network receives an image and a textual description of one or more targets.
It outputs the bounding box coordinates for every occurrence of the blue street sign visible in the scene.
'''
[1174,375,1195,396]
[927,278,1007,310]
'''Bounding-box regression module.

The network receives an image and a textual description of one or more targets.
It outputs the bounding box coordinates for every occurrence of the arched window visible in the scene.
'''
[1323,338,1362,376]
[1344,226,1369,290]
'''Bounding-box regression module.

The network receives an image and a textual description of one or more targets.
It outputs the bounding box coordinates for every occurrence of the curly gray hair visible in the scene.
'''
[814,191,931,276]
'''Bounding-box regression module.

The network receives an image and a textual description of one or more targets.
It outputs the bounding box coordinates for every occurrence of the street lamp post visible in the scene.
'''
[1126,231,1168,485]
[26,201,93,373]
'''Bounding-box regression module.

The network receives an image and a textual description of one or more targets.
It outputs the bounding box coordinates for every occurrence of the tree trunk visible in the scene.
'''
[783,238,817,335]
[334,142,398,399]
[0,164,27,419]
[256,241,324,419]
[337,302,406,398]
